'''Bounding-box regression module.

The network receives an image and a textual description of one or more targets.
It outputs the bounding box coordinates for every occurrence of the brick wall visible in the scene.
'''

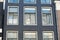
[55,1,60,40]
[56,10,60,40]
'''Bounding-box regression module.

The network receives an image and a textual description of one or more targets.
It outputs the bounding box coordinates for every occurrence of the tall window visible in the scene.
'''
[23,31,37,40]
[43,31,54,40]
[24,0,36,4]
[7,6,19,25]
[41,0,51,4]
[6,31,18,40]
[41,7,53,25]
[24,6,37,25]
[8,0,19,3]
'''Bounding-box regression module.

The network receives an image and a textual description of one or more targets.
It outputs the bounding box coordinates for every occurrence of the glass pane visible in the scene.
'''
[43,32,53,38]
[42,14,47,25]
[31,14,36,24]
[24,7,36,13]
[7,32,18,38]
[24,0,36,3]
[8,0,18,3]
[13,16,18,24]
[41,0,51,4]
[41,0,45,4]
[42,7,53,25]
[8,7,18,12]
[42,8,51,13]
[24,7,36,25]
[46,0,51,4]
[24,14,31,24]
[24,32,37,38]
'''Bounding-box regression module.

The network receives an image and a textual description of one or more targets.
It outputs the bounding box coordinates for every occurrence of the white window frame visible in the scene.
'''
[8,0,19,3]
[23,0,36,4]
[23,6,37,25]
[42,31,54,40]
[23,31,38,40]
[7,6,19,25]
[41,7,53,26]
[6,31,18,40]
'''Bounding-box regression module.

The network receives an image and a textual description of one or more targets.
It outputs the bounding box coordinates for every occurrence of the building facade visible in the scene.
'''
[55,0,60,40]
[0,1,3,40]
[3,0,58,40]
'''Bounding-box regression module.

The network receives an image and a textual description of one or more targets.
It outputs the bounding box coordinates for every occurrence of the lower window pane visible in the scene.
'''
[24,14,36,25]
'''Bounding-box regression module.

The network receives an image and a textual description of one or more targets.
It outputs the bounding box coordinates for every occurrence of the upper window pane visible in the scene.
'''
[41,0,51,4]
[24,7,36,13]
[8,0,19,3]
[24,0,36,4]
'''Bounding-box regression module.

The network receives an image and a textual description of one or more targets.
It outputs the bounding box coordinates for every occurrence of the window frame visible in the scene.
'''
[41,0,51,4]
[7,6,19,25]
[23,0,36,4]
[41,7,53,26]
[6,31,18,40]
[23,31,38,40]
[23,6,37,25]
[8,0,19,3]
[42,31,54,40]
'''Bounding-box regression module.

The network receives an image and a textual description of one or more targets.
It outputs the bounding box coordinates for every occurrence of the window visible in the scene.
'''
[8,0,19,3]
[23,31,37,40]
[41,7,53,25]
[41,0,51,4]
[24,0,36,4]
[7,6,19,25]
[43,31,54,40]
[0,37,2,40]
[6,31,18,40]
[0,28,2,33]
[24,6,37,25]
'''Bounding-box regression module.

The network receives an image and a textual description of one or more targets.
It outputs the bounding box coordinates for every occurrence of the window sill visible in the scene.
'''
[24,24,37,26]
[42,24,53,26]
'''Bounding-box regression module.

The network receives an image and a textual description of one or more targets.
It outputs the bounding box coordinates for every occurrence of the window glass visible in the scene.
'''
[24,7,37,25]
[41,7,53,25]
[8,0,19,3]
[7,6,19,25]
[7,31,18,40]
[23,31,37,40]
[43,31,54,40]
[41,0,51,4]
[24,0,36,4]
